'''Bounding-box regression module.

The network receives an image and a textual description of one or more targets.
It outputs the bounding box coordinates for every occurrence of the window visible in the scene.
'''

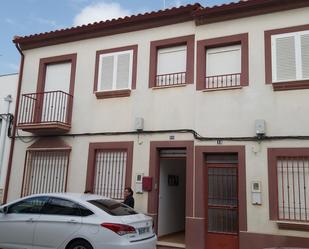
[149,35,194,88]
[197,33,248,91]
[22,150,70,197]
[94,45,137,99]
[86,142,133,199]
[8,196,48,214]
[88,199,137,216]
[265,24,309,90]
[268,148,309,227]
[41,197,93,216]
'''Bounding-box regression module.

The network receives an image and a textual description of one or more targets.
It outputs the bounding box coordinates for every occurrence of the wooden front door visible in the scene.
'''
[206,162,239,249]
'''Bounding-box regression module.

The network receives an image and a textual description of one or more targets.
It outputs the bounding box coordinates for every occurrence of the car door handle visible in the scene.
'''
[26,218,35,222]
[67,219,78,224]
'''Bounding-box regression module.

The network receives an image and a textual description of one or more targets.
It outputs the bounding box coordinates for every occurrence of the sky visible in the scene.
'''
[0,0,236,75]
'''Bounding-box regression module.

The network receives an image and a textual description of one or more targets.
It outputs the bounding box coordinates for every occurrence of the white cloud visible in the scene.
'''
[74,1,131,26]
[5,18,15,24]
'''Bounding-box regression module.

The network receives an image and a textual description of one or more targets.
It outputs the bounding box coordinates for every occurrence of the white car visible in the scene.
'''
[0,193,157,249]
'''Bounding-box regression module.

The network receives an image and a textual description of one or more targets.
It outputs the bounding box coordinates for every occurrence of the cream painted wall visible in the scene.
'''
[7,6,309,238]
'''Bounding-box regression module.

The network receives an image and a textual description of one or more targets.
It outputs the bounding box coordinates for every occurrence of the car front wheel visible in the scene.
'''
[67,239,93,249]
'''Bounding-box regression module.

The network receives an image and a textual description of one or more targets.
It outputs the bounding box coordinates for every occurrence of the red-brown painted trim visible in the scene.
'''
[95,89,131,99]
[195,146,247,232]
[268,147,309,221]
[3,53,25,204]
[277,222,309,231]
[149,35,195,88]
[14,4,201,50]
[28,137,71,149]
[196,33,249,90]
[93,45,138,94]
[239,231,309,249]
[265,24,309,90]
[194,0,309,25]
[36,53,77,125]
[85,142,134,193]
[147,141,194,234]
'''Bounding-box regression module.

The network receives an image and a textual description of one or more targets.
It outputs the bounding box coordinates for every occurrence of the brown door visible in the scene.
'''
[206,162,238,249]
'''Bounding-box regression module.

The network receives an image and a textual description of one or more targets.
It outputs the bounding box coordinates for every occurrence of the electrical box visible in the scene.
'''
[255,119,266,135]
[134,117,144,131]
[251,181,262,205]
[135,173,143,194]
[142,177,152,192]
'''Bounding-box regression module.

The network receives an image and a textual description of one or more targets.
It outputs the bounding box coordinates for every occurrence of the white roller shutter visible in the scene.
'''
[157,45,186,75]
[301,33,309,79]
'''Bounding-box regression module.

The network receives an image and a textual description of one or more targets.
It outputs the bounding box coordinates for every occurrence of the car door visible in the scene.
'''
[33,197,82,249]
[0,196,48,249]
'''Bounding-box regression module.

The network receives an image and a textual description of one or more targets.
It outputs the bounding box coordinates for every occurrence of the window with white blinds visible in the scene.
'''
[156,45,187,86]
[93,150,127,199]
[22,150,70,197]
[272,30,309,83]
[206,45,241,88]
[98,50,133,91]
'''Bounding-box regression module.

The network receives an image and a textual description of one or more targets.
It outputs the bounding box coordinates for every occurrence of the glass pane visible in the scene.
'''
[208,208,238,233]
[88,199,137,216]
[116,53,131,89]
[41,198,81,216]
[100,55,114,90]
[8,196,48,214]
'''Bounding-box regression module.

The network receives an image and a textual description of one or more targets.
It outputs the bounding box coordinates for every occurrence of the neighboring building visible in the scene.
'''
[0,73,18,204]
[4,0,309,248]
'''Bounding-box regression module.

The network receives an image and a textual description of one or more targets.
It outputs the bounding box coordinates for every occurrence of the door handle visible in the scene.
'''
[26,218,34,222]
[67,219,78,224]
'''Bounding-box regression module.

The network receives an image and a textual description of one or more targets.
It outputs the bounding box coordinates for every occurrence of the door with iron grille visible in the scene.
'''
[206,154,239,249]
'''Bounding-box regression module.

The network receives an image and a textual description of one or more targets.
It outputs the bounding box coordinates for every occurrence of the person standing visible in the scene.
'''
[123,187,134,208]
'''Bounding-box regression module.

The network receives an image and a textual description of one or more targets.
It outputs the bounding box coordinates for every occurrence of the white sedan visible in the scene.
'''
[0,193,156,249]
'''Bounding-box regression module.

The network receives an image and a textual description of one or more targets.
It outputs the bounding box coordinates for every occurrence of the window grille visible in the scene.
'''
[93,150,127,199]
[22,150,70,197]
[277,156,309,222]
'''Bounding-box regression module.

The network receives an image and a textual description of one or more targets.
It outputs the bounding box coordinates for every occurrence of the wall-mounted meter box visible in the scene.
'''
[251,181,262,205]
[142,176,153,192]
[135,173,144,194]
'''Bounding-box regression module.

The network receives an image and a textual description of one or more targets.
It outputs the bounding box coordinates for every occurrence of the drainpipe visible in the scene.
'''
[3,42,24,203]
[0,95,13,177]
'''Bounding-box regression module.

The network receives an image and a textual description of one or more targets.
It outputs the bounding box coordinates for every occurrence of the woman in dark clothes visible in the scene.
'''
[123,187,134,208]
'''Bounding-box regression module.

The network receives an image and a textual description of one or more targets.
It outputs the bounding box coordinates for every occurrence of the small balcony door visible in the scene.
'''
[41,62,71,123]
[205,154,239,249]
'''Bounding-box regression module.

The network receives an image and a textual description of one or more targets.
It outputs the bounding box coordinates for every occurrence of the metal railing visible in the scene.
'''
[18,90,73,126]
[205,73,241,90]
[156,71,186,87]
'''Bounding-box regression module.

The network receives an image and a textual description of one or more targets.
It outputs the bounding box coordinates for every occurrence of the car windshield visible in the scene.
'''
[88,199,137,216]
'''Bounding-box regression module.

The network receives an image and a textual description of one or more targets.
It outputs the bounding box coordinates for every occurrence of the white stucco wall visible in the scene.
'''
[0,73,18,204]
[7,6,309,238]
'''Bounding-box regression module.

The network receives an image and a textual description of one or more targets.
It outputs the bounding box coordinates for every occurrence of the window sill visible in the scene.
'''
[202,86,243,92]
[95,89,131,99]
[277,221,309,231]
[272,80,309,91]
[152,83,187,90]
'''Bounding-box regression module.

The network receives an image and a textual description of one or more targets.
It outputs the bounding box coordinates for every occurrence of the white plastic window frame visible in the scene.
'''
[97,50,133,91]
[271,30,309,83]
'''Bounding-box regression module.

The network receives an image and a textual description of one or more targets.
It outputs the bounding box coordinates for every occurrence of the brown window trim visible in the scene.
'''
[149,35,195,88]
[268,148,309,225]
[265,24,309,91]
[93,45,138,99]
[85,142,133,193]
[277,221,309,232]
[196,33,249,90]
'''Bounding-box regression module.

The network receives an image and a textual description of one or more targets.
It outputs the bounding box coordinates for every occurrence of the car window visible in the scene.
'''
[41,197,92,216]
[8,196,48,214]
[88,199,137,216]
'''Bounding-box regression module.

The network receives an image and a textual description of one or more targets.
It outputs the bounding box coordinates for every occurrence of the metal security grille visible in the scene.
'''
[93,150,127,199]
[22,150,70,197]
[208,164,238,234]
[277,156,309,221]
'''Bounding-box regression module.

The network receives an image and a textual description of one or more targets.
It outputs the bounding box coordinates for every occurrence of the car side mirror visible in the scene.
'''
[0,206,8,214]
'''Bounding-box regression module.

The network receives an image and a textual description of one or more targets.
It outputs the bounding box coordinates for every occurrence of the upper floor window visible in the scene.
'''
[149,35,194,88]
[197,33,248,91]
[265,24,309,91]
[94,45,137,99]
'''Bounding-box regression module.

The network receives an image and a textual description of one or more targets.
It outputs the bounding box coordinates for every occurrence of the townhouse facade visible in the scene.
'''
[3,0,309,248]
[0,73,17,204]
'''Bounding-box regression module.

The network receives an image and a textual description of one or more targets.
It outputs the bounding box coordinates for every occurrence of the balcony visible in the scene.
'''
[205,73,241,90]
[17,91,73,134]
[155,72,186,87]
